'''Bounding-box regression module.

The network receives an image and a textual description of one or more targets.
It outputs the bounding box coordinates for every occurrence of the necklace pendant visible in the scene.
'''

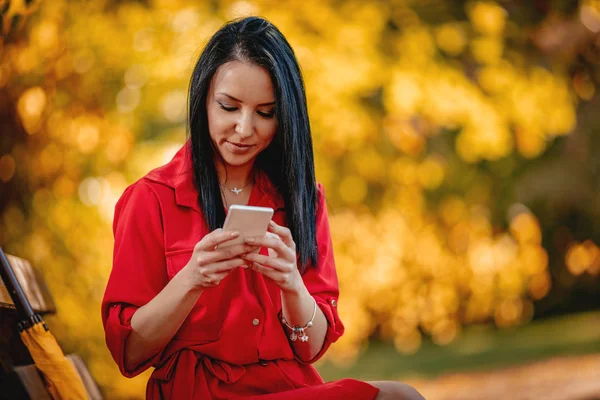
[231,188,242,195]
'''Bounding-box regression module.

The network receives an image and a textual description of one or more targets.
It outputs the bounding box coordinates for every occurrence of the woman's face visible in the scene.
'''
[206,60,277,169]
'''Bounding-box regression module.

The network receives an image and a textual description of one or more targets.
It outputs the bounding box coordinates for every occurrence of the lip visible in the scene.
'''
[225,140,255,154]
[227,141,252,148]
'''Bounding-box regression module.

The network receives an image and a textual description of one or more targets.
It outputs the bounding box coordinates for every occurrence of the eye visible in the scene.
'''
[257,110,275,118]
[218,102,237,112]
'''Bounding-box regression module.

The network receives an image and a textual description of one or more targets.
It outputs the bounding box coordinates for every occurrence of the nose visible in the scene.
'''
[235,111,254,139]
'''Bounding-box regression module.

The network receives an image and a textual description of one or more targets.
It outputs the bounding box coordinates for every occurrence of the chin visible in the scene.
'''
[221,151,256,167]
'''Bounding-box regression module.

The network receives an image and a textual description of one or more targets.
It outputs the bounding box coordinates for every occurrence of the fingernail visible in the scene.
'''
[242,265,249,269]
[231,231,240,237]
[245,237,255,243]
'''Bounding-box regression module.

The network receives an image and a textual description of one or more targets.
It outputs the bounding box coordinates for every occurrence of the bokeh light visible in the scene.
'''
[2,1,599,398]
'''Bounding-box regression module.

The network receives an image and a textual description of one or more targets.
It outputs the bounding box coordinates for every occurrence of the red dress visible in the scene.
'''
[101,142,379,399]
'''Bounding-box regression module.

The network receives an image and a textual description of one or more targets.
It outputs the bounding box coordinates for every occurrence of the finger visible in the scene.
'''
[249,261,282,280]
[241,252,290,272]
[203,272,225,287]
[197,229,240,251]
[206,269,237,286]
[265,232,296,260]
[202,260,248,287]
[268,221,296,251]
[201,243,257,264]
[208,257,248,273]
[245,234,294,260]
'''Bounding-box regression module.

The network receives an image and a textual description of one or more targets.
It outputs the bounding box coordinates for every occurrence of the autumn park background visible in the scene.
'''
[1,0,600,399]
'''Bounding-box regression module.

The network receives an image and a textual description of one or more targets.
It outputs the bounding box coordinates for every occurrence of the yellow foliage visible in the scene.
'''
[1,0,589,397]
[566,240,600,276]
[471,36,504,64]
[436,23,468,56]
[467,1,507,36]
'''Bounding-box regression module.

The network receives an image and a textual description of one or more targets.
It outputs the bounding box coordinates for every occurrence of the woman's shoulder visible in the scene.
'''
[316,182,326,196]
[115,175,186,219]
[117,142,195,209]
[119,177,160,200]
[144,141,193,190]
[316,182,327,206]
[114,178,163,219]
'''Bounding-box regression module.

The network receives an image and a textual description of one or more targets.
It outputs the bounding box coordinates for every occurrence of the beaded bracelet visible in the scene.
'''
[280,296,317,342]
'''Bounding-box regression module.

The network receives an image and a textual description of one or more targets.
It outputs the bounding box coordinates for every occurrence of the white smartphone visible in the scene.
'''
[218,205,274,249]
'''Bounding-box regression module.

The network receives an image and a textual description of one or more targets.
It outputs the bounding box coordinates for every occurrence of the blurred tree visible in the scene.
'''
[1,0,599,397]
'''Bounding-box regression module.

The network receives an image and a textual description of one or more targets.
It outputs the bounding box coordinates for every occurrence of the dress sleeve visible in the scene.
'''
[296,183,344,364]
[101,180,169,377]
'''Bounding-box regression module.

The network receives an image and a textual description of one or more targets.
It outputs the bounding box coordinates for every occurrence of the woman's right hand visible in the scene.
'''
[183,229,255,289]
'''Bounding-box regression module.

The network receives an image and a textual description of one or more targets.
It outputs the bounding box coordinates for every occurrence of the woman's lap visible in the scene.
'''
[367,381,425,400]
[242,378,380,400]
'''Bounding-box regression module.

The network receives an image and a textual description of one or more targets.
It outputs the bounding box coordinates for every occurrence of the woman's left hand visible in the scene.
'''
[241,220,303,294]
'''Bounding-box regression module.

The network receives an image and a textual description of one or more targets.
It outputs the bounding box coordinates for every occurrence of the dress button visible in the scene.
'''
[252,318,260,326]
[259,359,268,366]
[331,299,337,307]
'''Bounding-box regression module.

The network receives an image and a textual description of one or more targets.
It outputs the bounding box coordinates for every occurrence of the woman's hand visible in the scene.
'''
[183,228,255,289]
[241,221,303,294]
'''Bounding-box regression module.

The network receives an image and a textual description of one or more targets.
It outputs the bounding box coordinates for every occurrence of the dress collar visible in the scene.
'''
[144,140,284,212]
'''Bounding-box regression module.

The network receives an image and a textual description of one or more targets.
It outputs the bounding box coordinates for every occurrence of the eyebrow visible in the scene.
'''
[216,93,275,107]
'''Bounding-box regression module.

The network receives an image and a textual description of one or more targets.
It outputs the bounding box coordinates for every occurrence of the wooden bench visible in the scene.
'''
[0,254,102,400]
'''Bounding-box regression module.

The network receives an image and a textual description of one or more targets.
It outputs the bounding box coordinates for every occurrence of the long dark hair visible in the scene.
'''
[187,16,318,272]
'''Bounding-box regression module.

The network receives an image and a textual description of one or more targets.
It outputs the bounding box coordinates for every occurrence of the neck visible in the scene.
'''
[215,159,255,188]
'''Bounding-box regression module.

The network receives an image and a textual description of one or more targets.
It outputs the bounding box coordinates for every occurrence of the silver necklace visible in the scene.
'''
[219,180,252,195]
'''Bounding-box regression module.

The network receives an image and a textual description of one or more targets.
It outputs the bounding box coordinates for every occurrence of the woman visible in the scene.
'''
[102,16,424,400]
